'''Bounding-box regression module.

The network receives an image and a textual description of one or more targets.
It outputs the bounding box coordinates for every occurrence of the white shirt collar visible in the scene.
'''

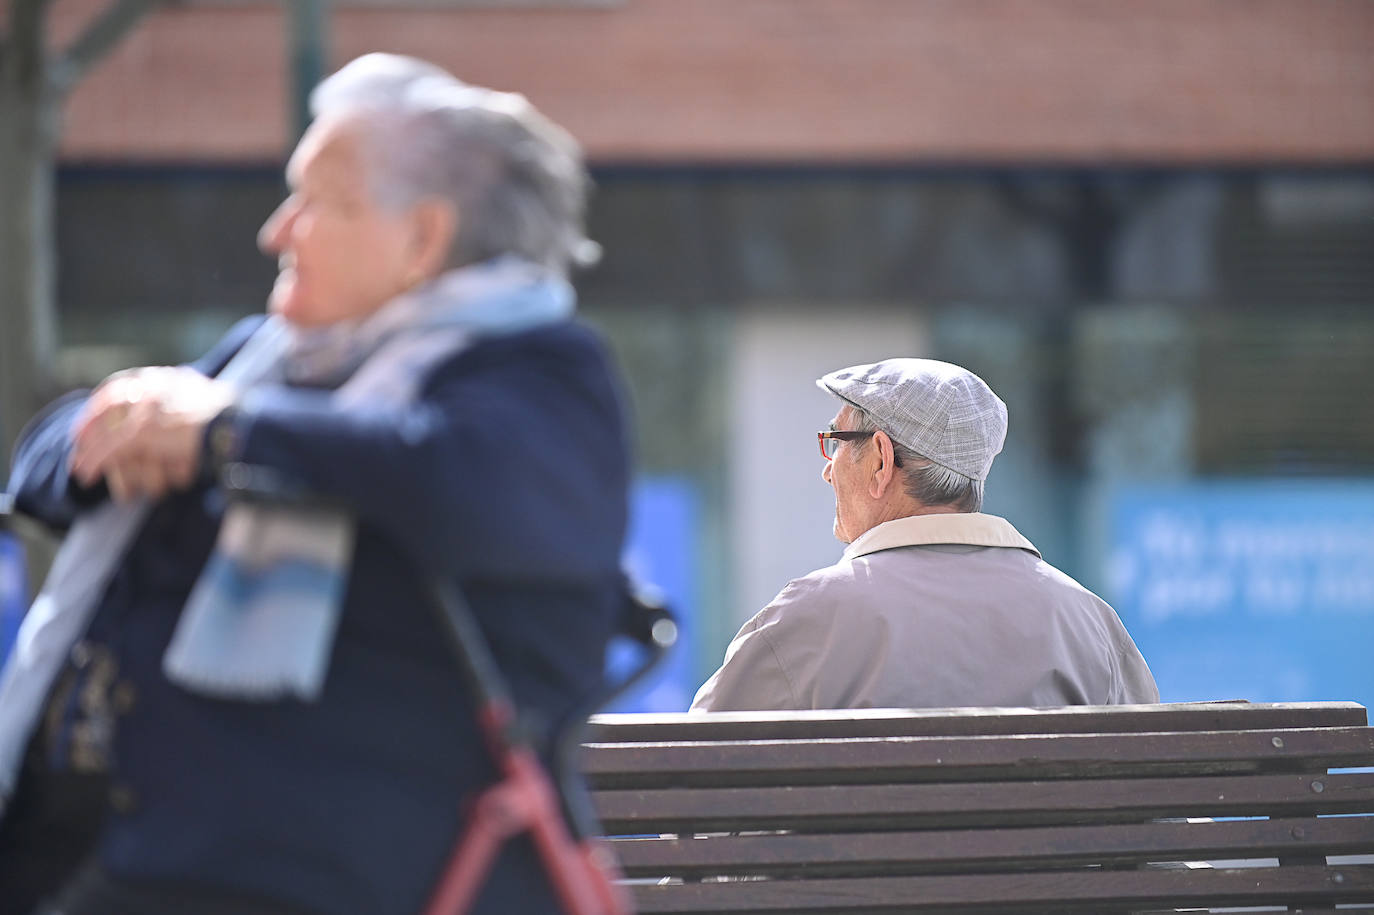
[842,512,1040,562]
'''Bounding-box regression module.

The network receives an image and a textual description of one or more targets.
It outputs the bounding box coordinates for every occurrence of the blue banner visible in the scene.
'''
[0,532,26,664]
[609,476,699,713]
[1107,480,1374,709]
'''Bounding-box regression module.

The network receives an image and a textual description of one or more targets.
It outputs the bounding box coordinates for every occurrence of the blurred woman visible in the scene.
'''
[0,53,630,915]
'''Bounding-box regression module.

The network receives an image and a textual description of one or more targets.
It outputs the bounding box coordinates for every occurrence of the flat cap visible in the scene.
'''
[817,358,1007,481]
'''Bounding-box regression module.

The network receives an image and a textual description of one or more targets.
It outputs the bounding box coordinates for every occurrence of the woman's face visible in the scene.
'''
[258,118,420,328]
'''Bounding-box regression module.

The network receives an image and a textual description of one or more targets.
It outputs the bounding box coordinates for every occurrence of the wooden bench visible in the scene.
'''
[580,701,1374,914]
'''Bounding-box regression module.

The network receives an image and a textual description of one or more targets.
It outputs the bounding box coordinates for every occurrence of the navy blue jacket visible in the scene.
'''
[9,316,631,914]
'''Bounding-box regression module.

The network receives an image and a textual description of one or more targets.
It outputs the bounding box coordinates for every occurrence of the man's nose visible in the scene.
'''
[821,460,833,484]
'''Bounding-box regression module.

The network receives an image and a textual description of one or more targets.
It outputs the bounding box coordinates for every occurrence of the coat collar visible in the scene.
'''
[842,512,1040,562]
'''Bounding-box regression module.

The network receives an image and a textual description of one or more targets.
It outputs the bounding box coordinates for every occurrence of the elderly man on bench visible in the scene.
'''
[692,357,1157,712]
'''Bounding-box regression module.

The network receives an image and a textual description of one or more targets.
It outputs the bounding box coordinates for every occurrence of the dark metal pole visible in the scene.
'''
[288,0,329,143]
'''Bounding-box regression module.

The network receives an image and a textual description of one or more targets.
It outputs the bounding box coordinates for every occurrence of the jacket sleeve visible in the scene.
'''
[1112,626,1161,704]
[689,605,802,712]
[220,328,629,585]
[6,317,265,530]
[7,392,99,531]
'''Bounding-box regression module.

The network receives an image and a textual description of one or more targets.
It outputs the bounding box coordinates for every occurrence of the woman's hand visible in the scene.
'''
[70,367,236,503]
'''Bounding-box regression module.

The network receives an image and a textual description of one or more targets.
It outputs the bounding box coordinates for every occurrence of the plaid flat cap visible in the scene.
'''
[817,358,1007,481]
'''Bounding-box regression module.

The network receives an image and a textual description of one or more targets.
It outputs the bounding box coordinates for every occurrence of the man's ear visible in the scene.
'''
[869,430,899,498]
[408,199,459,279]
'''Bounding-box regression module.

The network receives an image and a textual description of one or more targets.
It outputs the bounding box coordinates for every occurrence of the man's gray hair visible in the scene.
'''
[309,53,597,275]
[849,406,985,512]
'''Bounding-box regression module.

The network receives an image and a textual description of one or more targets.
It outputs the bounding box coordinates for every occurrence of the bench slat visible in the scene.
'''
[594,771,1374,833]
[610,815,1374,877]
[584,727,1374,789]
[1135,909,1374,915]
[587,702,1369,743]
[1135,910,1374,914]
[1134,910,1374,914]
[628,863,1374,913]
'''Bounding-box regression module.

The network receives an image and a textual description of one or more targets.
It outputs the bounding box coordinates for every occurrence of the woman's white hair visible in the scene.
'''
[309,53,598,275]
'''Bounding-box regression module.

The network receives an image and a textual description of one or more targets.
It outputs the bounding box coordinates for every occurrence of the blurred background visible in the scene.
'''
[3,0,1372,712]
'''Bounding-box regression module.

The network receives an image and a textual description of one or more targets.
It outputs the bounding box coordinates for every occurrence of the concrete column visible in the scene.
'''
[724,305,927,649]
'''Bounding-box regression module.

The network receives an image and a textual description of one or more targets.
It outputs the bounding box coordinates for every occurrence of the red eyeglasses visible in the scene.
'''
[817,430,874,460]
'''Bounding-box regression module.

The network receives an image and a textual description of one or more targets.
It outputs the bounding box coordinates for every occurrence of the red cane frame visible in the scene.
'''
[418,578,633,915]
[421,707,630,915]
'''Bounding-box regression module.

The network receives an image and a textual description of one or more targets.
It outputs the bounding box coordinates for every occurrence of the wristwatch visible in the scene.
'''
[204,405,244,473]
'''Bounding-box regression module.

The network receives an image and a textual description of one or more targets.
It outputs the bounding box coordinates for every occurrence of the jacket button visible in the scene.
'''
[109,784,139,814]
[112,682,137,714]
[70,640,93,668]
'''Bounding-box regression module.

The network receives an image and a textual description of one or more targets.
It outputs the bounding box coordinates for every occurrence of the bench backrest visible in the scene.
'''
[581,701,1374,913]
